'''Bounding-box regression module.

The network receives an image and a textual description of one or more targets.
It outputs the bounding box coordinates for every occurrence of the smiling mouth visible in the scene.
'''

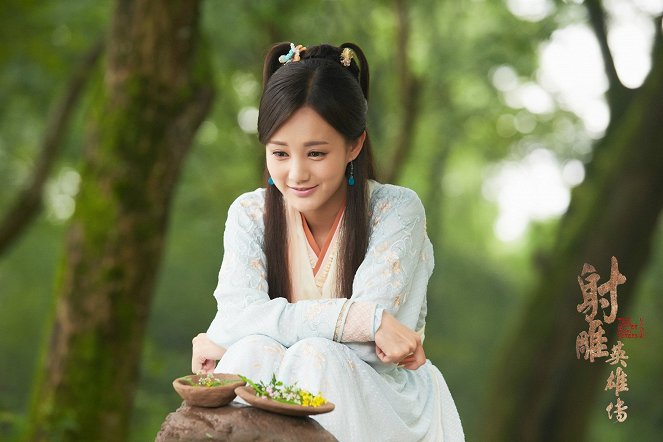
[288,185,318,197]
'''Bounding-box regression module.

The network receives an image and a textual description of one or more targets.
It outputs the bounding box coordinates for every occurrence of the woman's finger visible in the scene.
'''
[398,354,416,364]
[397,343,427,369]
[201,359,215,373]
[192,357,202,373]
[376,346,390,363]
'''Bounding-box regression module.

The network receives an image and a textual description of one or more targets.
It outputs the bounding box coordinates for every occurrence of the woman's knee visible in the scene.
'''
[282,338,343,367]
[278,338,350,393]
[289,337,339,352]
[218,334,285,366]
[230,334,283,351]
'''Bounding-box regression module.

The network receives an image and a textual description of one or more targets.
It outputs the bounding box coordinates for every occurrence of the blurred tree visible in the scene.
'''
[481,2,663,440]
[25,0,213,440]
[0,41,102,256]
[2,0,660,440]
[381,0,422,184]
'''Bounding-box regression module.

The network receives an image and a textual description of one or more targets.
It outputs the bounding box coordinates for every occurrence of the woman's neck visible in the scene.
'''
[301,196,346,249]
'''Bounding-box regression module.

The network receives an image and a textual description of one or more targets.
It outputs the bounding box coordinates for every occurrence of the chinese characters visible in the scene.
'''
[576,257,625,362]
[605,341,629,422]
[574,256,638,423]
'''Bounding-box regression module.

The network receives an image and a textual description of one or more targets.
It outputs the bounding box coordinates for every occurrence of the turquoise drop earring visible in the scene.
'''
[348,161,355,186]
[268,176,274,185]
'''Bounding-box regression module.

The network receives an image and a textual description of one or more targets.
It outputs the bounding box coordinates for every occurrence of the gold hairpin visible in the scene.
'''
[340,48,353,67]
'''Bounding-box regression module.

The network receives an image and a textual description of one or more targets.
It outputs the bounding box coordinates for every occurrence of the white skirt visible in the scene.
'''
[215,335,464,441]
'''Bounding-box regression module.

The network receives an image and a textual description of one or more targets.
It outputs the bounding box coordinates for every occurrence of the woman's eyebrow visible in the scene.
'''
[268,140,330,147]
[303,140,329,147]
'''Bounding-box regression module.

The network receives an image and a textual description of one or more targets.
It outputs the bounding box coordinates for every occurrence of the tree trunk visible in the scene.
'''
[382,0,422,185]
[479,37,663,441]
[27,0,213,440]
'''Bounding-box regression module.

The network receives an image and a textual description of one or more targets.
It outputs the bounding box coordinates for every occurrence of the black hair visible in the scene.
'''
[258,42,377,301]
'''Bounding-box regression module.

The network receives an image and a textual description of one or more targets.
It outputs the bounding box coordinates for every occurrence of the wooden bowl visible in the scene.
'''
[172,373,245,408]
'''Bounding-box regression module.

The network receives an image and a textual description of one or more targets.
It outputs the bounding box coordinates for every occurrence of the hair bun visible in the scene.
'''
[339,42,369,100]
[262,42,292,90]
[262,42,370,101]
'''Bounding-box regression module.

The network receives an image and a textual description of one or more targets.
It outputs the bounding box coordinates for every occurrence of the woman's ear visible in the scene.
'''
[348,131,366,161]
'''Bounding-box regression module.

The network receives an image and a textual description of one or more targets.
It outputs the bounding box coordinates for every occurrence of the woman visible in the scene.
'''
[192,42,464,441]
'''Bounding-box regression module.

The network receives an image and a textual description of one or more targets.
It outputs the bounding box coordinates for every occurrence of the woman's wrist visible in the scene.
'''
[373,307,386,338]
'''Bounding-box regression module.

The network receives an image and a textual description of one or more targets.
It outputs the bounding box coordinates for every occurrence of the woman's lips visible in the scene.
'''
[289,185,318,197]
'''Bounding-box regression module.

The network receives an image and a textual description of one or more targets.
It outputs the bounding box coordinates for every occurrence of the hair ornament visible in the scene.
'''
[279,43,307,64]
[340,47,353,67]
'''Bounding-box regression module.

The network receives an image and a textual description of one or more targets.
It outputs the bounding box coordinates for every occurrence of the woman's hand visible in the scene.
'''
[374,311,426,370]
[191,333,226,374]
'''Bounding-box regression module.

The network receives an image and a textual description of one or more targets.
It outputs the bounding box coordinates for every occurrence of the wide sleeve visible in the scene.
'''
[343,185,434,365]
[205,191,352,349]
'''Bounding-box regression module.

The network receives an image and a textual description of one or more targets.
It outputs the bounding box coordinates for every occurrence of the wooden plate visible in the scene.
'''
[234,386,335,416]
[172,373,245,408]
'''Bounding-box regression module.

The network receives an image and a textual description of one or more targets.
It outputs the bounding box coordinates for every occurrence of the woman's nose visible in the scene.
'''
[289,158,310,183]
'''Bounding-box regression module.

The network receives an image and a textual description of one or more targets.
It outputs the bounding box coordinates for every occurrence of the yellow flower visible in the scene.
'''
[299,390,327,407]
[312,395,327,407]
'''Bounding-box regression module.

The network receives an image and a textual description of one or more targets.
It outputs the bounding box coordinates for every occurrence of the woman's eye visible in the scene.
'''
[309,151,326,158]
[272,151,288,158]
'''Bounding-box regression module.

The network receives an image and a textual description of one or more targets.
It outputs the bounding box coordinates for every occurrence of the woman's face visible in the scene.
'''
[266,106,364,223]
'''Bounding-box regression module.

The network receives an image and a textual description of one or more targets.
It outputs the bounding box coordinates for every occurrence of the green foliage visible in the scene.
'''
[1,0,662,440]
[0,220,65,442]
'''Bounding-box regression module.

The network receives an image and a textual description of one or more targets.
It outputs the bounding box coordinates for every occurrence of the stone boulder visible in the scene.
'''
[156,401,337,441]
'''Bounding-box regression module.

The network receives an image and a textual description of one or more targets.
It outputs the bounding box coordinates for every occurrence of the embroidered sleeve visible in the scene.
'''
[206,191,348,349]
[333,299,354,342]
[343,185,434,365]
[340,301,377,342]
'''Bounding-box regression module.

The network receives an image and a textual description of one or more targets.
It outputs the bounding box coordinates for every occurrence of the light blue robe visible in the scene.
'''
[207,181,464,441]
